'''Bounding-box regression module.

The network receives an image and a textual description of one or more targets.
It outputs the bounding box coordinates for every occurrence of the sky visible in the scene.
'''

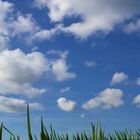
[0,0,140,139]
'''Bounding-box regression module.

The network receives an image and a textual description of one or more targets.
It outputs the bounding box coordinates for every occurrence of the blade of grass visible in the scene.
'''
[0,123,3,140]
[27,104,33,140]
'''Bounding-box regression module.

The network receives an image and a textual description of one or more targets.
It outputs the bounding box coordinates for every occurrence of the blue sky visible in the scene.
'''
[0,0,140,139]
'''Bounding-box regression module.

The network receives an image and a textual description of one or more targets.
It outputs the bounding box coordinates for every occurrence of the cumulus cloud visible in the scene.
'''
[57,97,77,112]
[60,87,71,93]
[82,88,124,110]
[0,49,47,97]
[10,14,39,36]
[47,50,76,81]
[0,49,76,97]
[34,0,140,39]
[30,29,54,42]
[0,0,13,50]
[133,95,140,107]
[51,59,76,81]
[111,72,128,85]
[0,0,39,50]
[0,95,43,113]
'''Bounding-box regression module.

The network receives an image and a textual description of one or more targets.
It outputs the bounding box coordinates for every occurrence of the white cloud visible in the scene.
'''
[82,88,124,110]
[0,49,76,97]
[34,0,48,8]
[111,72,128,85]
[60,87,71,93]
[51,59,76,81]
[47,49,69,59]
[0,95,43,113]
[31,46,39,52]
[85,61,97,68]
[34,0,140,38]
[0,0,13,50]
[136,77,140,86]
[30,29,54,42]
[47,50,76,81]
[124,19,140,33]
[29,25,61,43]
[10,14,39,36]
[0,0,39,50]
[133,95,140,107]
[0,49,47,97]
[0,0,13,34]
[57,97,77,112]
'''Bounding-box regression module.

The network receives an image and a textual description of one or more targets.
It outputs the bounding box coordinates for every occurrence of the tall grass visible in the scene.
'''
[0,105,140,140]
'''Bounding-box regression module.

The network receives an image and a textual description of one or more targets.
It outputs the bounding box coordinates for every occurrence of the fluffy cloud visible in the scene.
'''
[0,49,47,97]
[47,50,76,81]
[51,59,76,81]
[82,88,124,110]
[29,26,61,43]
[0,0,13,50]
[0,49,76,97]
[0,0,38,50]
[10,14,38,36]
[133,95,140,107]
[111,72,128,85]
[0,95,43,113]
[30,29,54,42]
[57,97,77,112]
[60,87,71,93]
[34,0,140,38]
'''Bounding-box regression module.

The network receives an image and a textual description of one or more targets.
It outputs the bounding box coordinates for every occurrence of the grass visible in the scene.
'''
[0,105,140,140]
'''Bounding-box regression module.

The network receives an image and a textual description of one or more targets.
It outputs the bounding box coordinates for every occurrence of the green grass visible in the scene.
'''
[0,105,140,140]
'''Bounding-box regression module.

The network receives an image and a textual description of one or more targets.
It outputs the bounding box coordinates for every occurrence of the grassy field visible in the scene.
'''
[0,105,140,140]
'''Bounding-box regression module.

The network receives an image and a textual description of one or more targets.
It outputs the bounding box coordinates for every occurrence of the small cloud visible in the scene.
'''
[136,77,140,86]
[124,19,140,34]
[31,46,39,52]
[51,58,76,82]
[82,88,124,110]
[85,60,97,68]
[133,95,140,107]
[46,50,76,82]
[57,97,77,112]
[111,72,128,85]
[60,87,71,93]
[47,49,69,59]
[80,113,85,119]
[29,26,60,43]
